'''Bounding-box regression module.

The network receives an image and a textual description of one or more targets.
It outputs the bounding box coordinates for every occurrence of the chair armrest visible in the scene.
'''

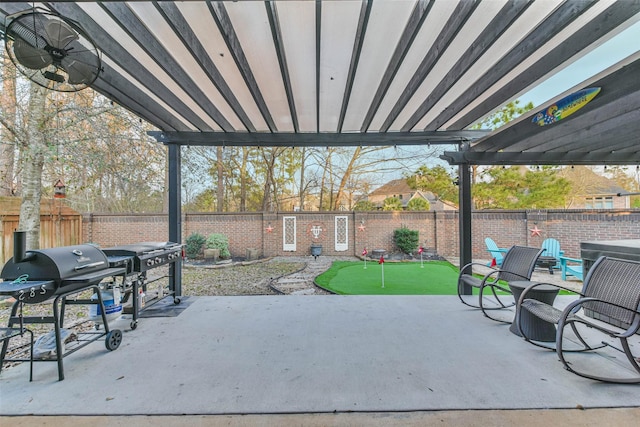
[559,256,582,265]
[559,297,640,338]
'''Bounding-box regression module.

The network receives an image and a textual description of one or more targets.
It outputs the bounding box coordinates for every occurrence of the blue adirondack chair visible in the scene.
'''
[559,256,584,281]
[485,237,507,266]
[540,238,564,272]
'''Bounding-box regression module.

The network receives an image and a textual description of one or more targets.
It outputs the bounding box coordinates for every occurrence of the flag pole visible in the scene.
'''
[419,246,424,268]
[363,248,368,269]
[379,255,385,288]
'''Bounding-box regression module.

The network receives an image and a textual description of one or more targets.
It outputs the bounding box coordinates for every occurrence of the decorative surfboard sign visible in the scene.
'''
[531,87,601,126]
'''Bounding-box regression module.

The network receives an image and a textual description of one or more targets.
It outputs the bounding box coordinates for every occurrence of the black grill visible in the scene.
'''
[102,241,183,330]
[0,233,126,381]
[1,244,126,303]
[102,241,182,273]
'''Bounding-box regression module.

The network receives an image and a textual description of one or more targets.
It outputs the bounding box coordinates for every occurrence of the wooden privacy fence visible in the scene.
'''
[0,197,82,265]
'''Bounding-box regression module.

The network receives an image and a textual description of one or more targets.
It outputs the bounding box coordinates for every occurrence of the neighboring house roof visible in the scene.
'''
[368,178,413,198]
[558,166,626,195]
[367,178,457,210]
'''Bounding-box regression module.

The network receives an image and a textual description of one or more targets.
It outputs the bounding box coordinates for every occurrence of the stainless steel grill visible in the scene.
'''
[103,241,182,273]
[102,241,183,330]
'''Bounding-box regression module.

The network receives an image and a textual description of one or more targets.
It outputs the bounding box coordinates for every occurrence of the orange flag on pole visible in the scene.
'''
[490,258,497,267]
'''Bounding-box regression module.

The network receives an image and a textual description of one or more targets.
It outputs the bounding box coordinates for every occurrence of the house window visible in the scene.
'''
[586,196,613,209]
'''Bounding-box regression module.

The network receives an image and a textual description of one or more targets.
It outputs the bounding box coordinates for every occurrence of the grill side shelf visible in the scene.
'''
[0,280,56,304]
[61,267,127,286]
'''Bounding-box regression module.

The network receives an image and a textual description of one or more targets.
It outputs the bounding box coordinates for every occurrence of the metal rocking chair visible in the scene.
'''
[457,245,543,323]
[517,256,640,383]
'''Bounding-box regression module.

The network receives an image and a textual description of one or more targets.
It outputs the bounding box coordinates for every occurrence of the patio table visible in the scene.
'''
[508,280,559,342]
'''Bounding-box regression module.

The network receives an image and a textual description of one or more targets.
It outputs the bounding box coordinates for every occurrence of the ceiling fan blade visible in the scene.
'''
[62,58,94,85]
[45,19,78,49]
[14,38,53,70]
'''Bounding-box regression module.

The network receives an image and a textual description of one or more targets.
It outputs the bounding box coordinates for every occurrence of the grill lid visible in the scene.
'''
[102,242,180,256]
[1,244,109,282]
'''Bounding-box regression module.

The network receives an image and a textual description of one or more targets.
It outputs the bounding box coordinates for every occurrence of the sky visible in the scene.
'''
[521,19,640,107]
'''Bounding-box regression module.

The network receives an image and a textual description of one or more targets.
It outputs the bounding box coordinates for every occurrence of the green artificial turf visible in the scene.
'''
[315,260,460,295]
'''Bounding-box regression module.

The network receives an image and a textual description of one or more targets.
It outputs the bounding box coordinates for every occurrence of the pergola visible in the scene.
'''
[2,1,640,295]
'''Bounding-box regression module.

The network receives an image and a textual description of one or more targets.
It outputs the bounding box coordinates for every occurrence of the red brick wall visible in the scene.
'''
[83,214,169,247]
[82,210,640,260]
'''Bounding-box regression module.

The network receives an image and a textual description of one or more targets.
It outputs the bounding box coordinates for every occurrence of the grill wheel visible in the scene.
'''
[105,329,123,351]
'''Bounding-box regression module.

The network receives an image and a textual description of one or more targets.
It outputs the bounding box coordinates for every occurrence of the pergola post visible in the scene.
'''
[168,143,182,297]
[458,162,472,295]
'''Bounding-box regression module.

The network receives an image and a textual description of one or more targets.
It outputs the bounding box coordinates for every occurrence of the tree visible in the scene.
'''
[1,51,167,223]
[382,196,402,211]
[603,165,639,205]
[183,188,217,212]
[353,200,376,211]
[18,83,48,249]
[51,94,166,213]
[407,197,430,211]
[472,99,535,131]
[470,100,535,185]
[406,165,457,204]
[0,54,16,196]
[473,166,570,209]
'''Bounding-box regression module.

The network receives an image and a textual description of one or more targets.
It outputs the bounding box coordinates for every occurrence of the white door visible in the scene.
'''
[335,216,348,251]
[283,216,296,251]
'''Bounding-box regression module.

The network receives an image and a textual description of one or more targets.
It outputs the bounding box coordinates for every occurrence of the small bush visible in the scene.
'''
[383,197,403,211]
[394,227,419,255]
[206,233,231,259]
[407,197,430,211]
[185,232,206,259]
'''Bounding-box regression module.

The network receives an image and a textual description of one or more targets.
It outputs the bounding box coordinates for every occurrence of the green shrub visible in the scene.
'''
[407,197,430,211]
[383,197,403,211]
[394,227,419,255]
[206,233,231,259]
[185,232,206,259]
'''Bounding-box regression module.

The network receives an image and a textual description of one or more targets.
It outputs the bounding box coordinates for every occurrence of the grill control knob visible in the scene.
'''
[146,259,155,266]
[155,257,162,264]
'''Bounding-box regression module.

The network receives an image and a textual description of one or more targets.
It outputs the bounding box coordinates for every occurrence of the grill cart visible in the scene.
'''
[0,233,126,381]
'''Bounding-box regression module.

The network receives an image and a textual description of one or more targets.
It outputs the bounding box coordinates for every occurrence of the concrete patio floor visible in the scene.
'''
[2,293,640,425]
